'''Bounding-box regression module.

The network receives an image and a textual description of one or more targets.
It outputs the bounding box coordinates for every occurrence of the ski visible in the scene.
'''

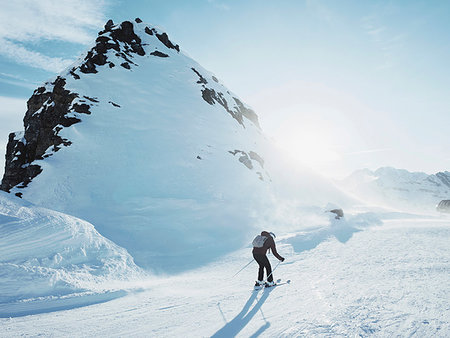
[270,279,291,287]
[253,279,291,290]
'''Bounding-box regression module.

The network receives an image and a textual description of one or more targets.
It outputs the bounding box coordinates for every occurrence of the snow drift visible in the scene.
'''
[0,191,142,312]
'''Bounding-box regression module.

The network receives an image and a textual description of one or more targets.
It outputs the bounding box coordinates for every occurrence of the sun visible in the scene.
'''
[274,114,341,172]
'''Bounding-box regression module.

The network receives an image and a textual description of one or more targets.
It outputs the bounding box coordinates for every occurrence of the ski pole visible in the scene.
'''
[231,259,254,278]
[265,261,281,281]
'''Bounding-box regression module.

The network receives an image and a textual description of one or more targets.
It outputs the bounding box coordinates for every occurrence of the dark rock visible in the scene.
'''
[194,72,260,128]
[437,200,450,213]
[197,156,202,160]
[150,51,169,58]
[83,96,99,103]
[155,32,180,52]
[233,97,260,128]
[72,103,91,114]
[131,42,145,56]
[329,209,344,219]
[191,68,207,84]
[78,20,146,74]
[0,77,90,193]
[135,18,142,23]
[201,88,245,127]
[239,153,253,170]
[228,150,266,180]
[201,88,216,105]
[35,87,45,94]
[105,19,114,30]
[109,101,121,107]
[145,27,154,35]
[121,62,131,69]
[69,68,80,80]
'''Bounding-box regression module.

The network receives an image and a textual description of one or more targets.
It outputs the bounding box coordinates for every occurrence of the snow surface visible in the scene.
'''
[1,19,449,336]
[8,20,353,273]
[0,191,144,315]
[1,213,448,336]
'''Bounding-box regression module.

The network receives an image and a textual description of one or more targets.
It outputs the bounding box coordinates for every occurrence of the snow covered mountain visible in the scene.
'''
[0,18,282,273]
[0,18,353,276]
[340,167,450,213]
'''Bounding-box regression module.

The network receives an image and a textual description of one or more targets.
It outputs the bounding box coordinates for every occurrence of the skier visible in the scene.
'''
[252,231,284,287]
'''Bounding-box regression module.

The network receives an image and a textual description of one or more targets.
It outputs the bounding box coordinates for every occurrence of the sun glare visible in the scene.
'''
[276,118,340,170]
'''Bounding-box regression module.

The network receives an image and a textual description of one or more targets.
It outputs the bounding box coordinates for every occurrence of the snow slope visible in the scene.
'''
[0,191,143,316]
[2,214,448,336]
[1,19,270,272]
[340,167,450,214]
[1,19,353,273]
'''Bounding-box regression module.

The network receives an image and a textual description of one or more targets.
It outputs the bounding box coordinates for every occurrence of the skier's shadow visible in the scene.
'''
[212,289,272,338]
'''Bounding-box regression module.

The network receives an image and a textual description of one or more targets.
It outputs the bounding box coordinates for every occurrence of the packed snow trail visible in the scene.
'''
[1,217,449,337]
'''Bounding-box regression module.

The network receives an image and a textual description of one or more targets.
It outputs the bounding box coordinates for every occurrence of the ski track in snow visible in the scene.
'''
[1,217,449,337]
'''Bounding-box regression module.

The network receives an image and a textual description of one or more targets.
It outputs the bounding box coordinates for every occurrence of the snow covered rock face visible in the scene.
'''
[0,191,142,304]
[341,167,450,213]
[1,19,269,272]
[0,77,92,195]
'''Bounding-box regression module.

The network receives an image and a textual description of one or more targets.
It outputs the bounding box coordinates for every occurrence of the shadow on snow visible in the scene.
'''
[212,289,273,337]
[283,219,364,253]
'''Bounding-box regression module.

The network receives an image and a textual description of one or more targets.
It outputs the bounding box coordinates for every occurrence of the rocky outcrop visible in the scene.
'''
[436,200,450,213]
[69,19,179,78]
[151,51,169,58]
[0,77,92,195]
[191,68,260,129]
[228,150,265,180]
[0,18,261,195]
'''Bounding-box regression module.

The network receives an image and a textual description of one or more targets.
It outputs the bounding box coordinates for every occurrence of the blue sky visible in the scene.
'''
[1,0,449,178]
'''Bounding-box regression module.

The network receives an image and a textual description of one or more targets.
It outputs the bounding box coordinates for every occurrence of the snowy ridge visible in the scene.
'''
[0,191,143,313]
[340,167,450,213]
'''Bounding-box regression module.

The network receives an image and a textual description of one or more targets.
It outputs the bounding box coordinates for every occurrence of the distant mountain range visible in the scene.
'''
[340,167,450,213]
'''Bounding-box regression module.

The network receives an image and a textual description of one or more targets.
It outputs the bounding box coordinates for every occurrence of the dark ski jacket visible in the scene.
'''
[252,231,284,261]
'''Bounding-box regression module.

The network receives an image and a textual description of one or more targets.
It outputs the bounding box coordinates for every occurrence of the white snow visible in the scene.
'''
[8,20,353,274]
[0,191,144,316]
[1,19,449,336]
[1,213,448,336]
[11,20,275,272]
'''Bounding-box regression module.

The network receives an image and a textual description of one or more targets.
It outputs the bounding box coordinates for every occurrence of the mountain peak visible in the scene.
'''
[69,19,180,77]
[0,17,267,270]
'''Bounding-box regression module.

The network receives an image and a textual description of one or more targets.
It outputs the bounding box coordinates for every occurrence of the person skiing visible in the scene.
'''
[252,231,284,287]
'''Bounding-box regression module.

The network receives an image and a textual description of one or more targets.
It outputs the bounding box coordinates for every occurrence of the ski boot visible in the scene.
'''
[254,280,264,289]
[265,281,276,288]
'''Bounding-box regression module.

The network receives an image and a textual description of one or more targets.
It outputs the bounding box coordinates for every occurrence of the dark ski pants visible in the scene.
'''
[253,253,273,282]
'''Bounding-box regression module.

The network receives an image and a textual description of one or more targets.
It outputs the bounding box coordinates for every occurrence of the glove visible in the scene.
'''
[280,257,285,262]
